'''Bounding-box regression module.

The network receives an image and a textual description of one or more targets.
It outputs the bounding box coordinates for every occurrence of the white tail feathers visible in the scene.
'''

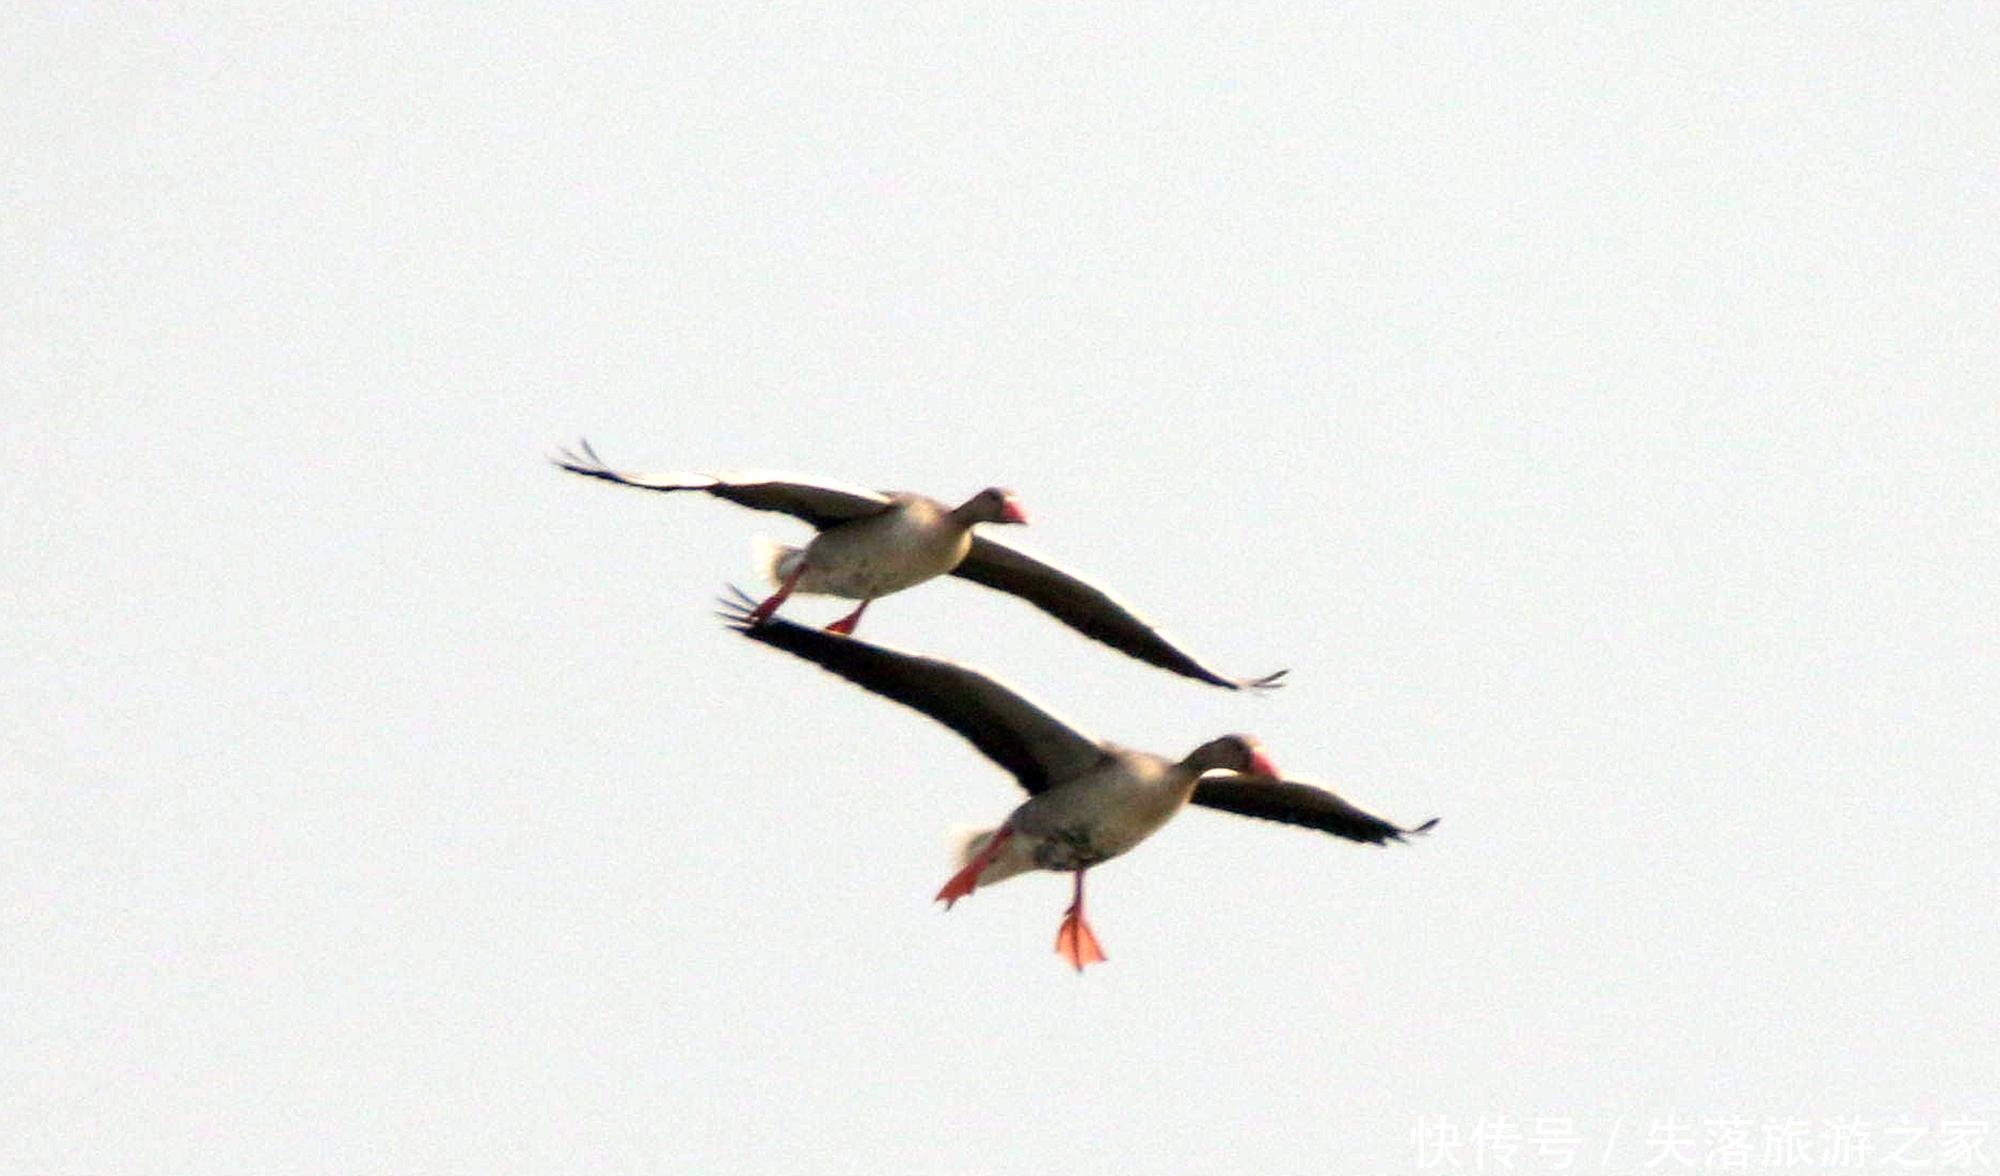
[752,537,805,587]
[949,825,999,868]
[944,824,1033,889]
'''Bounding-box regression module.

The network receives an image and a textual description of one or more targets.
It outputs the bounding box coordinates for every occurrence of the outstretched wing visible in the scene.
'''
[718,587,1104,794]
[1191,774,1439,845]
[555,439,891,531]
[952,535,1286,691]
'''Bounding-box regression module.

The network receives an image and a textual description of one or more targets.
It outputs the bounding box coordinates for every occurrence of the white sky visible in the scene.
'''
[5,5,1996,1174]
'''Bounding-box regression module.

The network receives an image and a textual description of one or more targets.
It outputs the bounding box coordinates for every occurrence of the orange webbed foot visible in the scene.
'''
[745,567,805,626]
[1055,908,1107,972]
[935,859,983,909]
[824,599,870,636]
[934,827,1010,909]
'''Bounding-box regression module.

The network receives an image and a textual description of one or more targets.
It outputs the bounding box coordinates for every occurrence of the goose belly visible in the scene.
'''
[1014,767,1190,871]
[796,515,971,599]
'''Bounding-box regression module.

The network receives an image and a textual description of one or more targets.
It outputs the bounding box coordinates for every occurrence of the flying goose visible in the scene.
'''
[718,588,1437,971]
[556,440,1284,690]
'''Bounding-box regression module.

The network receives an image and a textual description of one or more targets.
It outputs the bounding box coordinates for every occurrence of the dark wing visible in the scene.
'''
[718,586,1104,794]
[1191,773,1440,845]
[554,439,892,531]
[951,535,1287,691]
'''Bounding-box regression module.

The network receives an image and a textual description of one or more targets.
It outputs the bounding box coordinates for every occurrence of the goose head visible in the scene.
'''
[955,486,1029,526]
[1183,734,1280,781]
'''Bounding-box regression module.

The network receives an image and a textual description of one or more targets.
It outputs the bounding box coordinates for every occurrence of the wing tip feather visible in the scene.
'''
[716,583,766,632]
[550,435,604,476]
[1391,816,1442,843]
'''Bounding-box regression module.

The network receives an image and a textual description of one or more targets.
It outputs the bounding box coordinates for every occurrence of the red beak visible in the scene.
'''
[1000,498,1029,524]
[1247,750,1281,780]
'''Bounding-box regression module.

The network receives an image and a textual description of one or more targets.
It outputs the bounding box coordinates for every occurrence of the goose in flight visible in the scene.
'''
[557,440,1284,690]
[717,588,1437,970]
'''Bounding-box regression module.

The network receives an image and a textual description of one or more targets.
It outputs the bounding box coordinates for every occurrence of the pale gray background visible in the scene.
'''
[5,5,1996,1174]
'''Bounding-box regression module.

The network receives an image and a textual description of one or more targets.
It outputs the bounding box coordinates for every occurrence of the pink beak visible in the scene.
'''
[1247,750,1281,780]
[1000,498,1030,524]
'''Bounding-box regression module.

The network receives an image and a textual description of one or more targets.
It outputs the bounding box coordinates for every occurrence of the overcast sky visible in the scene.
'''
[5,5,1996,1174]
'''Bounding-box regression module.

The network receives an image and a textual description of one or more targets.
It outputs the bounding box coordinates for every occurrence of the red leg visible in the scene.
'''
[746,564,806,626]
[1055,870,1107,972]
[824,598,871,636]
[935,827,1012,909]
